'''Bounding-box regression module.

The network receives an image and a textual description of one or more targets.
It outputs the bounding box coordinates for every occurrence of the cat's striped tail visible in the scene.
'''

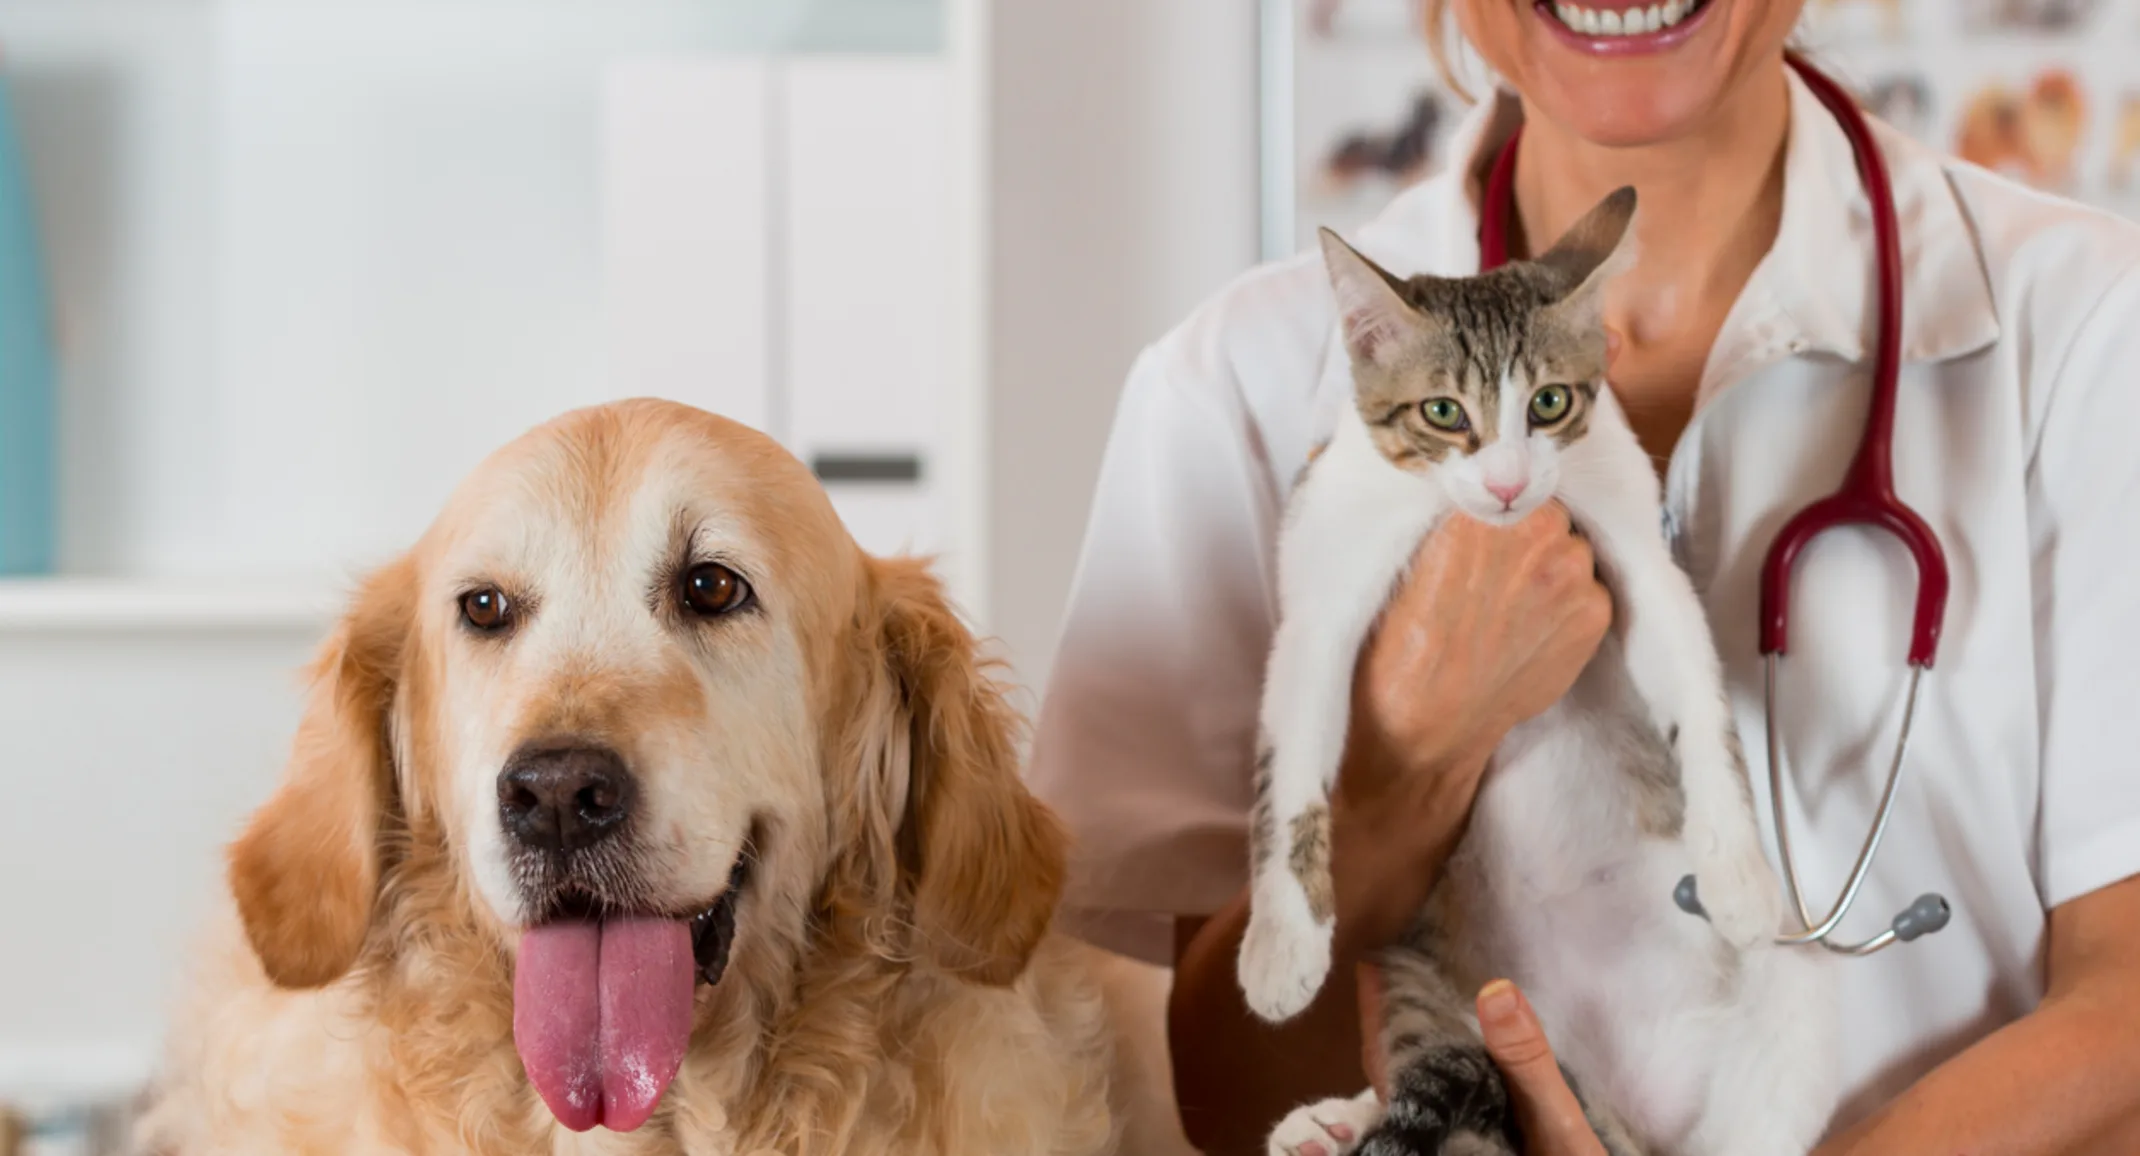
[1360,1046,1647,1156]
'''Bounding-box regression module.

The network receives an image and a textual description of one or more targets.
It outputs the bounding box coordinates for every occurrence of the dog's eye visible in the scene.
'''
[460,587,512,632]
[682,563,751,617]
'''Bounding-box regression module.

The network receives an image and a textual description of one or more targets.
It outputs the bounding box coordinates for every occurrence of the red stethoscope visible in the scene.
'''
[1477,55,1951,956]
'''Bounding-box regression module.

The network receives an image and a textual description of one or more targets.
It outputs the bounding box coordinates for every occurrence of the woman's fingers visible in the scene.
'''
[1357,962,1392,1101]
[1477,980,1609,1156]
[1370,972,1612,1156]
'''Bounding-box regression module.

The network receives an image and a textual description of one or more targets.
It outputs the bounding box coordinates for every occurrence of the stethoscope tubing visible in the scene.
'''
[1767,659,1930,955]
[1473,52,1952,957]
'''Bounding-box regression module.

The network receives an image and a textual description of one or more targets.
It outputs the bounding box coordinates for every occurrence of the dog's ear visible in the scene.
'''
[228,557,415,988]
[864,557,1068,987]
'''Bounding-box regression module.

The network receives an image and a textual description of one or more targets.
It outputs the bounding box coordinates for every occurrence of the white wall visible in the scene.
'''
[0,624,317,1102]
[2,0,964,589]
[984,0,1265,701]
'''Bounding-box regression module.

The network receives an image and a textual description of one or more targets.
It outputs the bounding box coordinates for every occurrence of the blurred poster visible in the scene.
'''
[1268,0,2140,257]
[1273,0,1450,256]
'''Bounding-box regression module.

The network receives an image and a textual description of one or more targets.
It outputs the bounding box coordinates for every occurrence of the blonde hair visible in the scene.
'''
[1419,0,1479,105]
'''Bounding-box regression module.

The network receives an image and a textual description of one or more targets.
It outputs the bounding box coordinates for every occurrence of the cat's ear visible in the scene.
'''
[1319,228,1428,366]
[1536,186,1638,330]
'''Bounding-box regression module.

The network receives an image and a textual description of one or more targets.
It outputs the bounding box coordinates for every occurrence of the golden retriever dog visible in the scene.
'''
[132,399,1119,1155]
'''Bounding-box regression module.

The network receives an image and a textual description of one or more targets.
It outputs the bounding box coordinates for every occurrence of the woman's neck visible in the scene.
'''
[1502,60,1792,467]
[1507,62,1791,348]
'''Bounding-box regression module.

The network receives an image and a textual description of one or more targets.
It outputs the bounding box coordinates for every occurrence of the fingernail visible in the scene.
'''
[1479,979,1522,1029]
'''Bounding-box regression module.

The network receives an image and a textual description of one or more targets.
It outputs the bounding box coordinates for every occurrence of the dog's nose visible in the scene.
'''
[498,745,636,853]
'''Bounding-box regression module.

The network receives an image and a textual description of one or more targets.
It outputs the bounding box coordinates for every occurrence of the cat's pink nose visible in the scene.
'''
[1487,480,1527,506]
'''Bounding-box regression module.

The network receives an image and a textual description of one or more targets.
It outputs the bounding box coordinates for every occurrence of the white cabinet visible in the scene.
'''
[602,54,955,565]
[783,59,950,456]
[602,56,777,434]
[781,58,949,562]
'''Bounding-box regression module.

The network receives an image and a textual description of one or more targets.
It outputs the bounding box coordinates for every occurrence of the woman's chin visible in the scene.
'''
[1524,77,1726,147]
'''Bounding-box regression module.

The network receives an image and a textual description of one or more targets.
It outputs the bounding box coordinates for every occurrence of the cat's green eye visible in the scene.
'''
[1420,398,1468,431]
[1529,385,1572,425]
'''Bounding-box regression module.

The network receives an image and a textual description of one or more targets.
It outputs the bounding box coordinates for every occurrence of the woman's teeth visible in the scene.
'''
[1552,0,1696,35]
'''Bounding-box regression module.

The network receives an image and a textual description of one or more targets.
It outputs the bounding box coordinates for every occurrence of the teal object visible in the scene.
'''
[0,65,55,575]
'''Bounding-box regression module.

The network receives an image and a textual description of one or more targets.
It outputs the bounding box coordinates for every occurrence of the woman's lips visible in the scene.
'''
[1533,0,1716,55]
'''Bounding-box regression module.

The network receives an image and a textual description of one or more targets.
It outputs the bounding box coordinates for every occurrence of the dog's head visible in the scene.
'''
[224,399,1065,1132]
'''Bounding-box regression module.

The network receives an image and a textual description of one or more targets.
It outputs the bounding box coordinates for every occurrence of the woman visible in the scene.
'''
[1026,0,2140,1152]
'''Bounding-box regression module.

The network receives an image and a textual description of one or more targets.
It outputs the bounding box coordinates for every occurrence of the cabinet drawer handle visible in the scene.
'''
[810,453,922,484]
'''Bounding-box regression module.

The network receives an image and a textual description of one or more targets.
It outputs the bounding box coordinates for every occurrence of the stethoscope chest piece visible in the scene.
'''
[1674,870,1952,952]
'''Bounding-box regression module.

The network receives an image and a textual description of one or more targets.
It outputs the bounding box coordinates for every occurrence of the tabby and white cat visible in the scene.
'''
[1238,188,1838,1156]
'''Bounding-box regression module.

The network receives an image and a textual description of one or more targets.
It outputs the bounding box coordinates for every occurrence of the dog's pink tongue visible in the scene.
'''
[595,917,695,1130]
[515,922,602,1130]
[514,917,694,1133]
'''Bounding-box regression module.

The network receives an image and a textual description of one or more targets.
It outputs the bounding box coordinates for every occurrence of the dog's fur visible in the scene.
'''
[134,399,1118,1155]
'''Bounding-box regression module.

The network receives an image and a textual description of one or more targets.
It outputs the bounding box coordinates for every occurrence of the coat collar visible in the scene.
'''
[1344,68,2002,386]
[1745,68,2001,372]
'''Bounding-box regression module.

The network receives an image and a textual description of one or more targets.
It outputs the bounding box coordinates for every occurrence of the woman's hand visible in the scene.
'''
[1329,503,1611,953]
[1476,980,1610,1155]
[1358,968,1610,1156]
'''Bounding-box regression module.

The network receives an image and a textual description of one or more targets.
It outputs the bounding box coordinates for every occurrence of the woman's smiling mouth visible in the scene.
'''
[1534,0,1716,53]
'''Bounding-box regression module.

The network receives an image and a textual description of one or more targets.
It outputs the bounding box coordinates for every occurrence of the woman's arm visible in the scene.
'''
[1814,874,2140,1154]
[1168,746,1487,1154]
[1474,875,2140,1156]
[1169,903,1371,1155]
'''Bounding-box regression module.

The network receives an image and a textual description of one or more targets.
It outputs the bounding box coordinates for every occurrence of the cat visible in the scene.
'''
[1236,188,1838,1156]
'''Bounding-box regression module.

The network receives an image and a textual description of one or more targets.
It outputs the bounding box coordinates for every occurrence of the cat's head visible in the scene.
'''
[1321,186,1637,525]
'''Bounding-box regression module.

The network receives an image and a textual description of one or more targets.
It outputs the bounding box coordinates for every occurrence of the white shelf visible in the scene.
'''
[0,576,339,633]
[0,1042,154,1105]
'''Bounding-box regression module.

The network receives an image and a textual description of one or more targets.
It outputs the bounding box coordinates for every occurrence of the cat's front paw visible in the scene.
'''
[1240,897,1335,1022]
[1268,1091,1382,1156]
[1691,834,1784,948]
